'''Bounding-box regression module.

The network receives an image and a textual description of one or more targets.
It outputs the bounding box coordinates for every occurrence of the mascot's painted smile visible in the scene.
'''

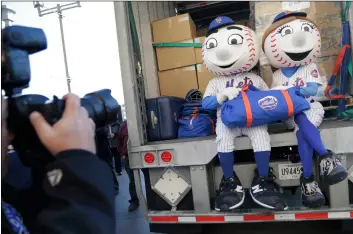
[263,15,321,68]
[284,50,312,61]
[202,23,260,76]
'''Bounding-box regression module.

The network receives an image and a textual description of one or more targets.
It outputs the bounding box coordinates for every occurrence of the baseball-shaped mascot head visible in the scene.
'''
[202,16,260,76]
[262,11,321,68]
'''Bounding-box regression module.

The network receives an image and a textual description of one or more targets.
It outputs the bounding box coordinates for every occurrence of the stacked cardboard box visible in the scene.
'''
[152,14,216,98]
[254,1,343,93]
[152,13,197,72]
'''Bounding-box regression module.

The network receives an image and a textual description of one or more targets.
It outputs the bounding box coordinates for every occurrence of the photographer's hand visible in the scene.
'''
[29,93,96,156]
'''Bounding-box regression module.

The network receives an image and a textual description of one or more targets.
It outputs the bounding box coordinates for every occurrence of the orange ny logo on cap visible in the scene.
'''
[216,17,222,23]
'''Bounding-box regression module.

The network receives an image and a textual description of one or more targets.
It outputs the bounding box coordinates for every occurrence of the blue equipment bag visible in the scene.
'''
[181,102,217,121]
[221,85,311,128]
[178,89,217,138]
[178,115,215,139]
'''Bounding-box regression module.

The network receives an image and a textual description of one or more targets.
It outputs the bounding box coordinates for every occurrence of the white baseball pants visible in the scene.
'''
[283,101,325,131]
[216,120,271,153]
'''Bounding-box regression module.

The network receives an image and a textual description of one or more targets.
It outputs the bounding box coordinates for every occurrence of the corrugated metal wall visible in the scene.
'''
[131,2,175,98]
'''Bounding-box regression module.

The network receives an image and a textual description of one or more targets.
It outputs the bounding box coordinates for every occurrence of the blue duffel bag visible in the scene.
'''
[221,85,311,128]
[178,114,215,139]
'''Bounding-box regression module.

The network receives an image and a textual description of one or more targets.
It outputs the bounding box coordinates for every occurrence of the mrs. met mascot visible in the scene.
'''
[262,11,348,208]
[202,16,287,211]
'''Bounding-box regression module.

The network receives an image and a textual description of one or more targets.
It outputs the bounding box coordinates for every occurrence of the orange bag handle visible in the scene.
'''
[280,90,294,117]
[241,90,253,128]
[241,86,294,127]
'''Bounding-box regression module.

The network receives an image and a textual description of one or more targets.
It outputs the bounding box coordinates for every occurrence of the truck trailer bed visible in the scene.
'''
[129,120,353,168]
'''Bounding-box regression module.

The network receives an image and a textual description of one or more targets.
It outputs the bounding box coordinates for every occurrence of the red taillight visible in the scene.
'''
[161,151,172,163]
[144,153,155,164]
[200,2,206,6]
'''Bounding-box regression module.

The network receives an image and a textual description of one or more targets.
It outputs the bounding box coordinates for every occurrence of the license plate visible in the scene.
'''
[278,163,303,180]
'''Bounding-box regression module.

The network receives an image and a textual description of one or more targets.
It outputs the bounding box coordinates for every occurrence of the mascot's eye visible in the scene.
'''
[228,34,243,45]
[301,23,314,32]
[278,25,293,37]
[206,38,218,49]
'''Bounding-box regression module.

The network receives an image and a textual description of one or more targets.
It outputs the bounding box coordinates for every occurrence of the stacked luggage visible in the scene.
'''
[145,89,217,142]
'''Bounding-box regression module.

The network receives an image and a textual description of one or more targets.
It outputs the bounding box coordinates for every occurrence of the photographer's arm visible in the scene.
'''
[37,149,115,234]
[29,94,115,234]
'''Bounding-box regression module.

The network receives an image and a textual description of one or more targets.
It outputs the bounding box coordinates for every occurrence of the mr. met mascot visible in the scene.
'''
[202,16,287,211]
[263,11,348,208]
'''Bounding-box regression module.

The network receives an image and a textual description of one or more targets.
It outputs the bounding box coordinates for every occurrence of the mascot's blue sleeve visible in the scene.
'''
[202,96,219,110]
[299,82,320,97]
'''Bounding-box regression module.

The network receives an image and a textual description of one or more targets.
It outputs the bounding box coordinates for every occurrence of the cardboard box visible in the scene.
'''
[254,2,342,66]
[152,14,196,43]
[156,39,197,71]
[158,65,198,98]
[196,64,216,94]
[255,2,341,28]
[194,37,206,64]
[314,56,336,101]
[315,56,336,82]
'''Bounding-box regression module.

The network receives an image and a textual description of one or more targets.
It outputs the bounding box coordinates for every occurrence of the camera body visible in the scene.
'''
[2,25,121,167]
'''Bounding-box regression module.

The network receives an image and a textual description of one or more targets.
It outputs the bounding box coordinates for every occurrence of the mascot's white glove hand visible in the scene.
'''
[271,85,288,90]
[224,87,241,101]
[216,93,228,105]
[216,87,241,105]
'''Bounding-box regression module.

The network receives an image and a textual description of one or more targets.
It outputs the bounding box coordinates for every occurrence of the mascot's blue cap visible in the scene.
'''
[208,16,235,34]
[272,11,307,23]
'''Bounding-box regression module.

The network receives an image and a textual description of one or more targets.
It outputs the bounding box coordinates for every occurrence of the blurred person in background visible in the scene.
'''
[108,120,123,176]
[96,125,120,195]
[117,119,139,211]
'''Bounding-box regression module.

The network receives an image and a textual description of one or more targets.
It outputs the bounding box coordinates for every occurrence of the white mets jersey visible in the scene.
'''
[271,63,324,89]
[204,72,269,118]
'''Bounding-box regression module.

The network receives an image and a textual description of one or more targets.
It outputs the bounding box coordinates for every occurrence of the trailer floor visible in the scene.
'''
[145,120,352,146]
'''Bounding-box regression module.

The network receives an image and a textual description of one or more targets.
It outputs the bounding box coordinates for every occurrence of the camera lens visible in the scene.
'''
[81,89,120,128]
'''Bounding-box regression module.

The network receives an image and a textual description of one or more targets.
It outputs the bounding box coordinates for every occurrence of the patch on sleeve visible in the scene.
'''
[311,69,318,78]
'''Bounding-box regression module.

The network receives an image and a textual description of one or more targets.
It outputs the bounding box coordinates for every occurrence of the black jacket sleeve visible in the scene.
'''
[35,149,115,234]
